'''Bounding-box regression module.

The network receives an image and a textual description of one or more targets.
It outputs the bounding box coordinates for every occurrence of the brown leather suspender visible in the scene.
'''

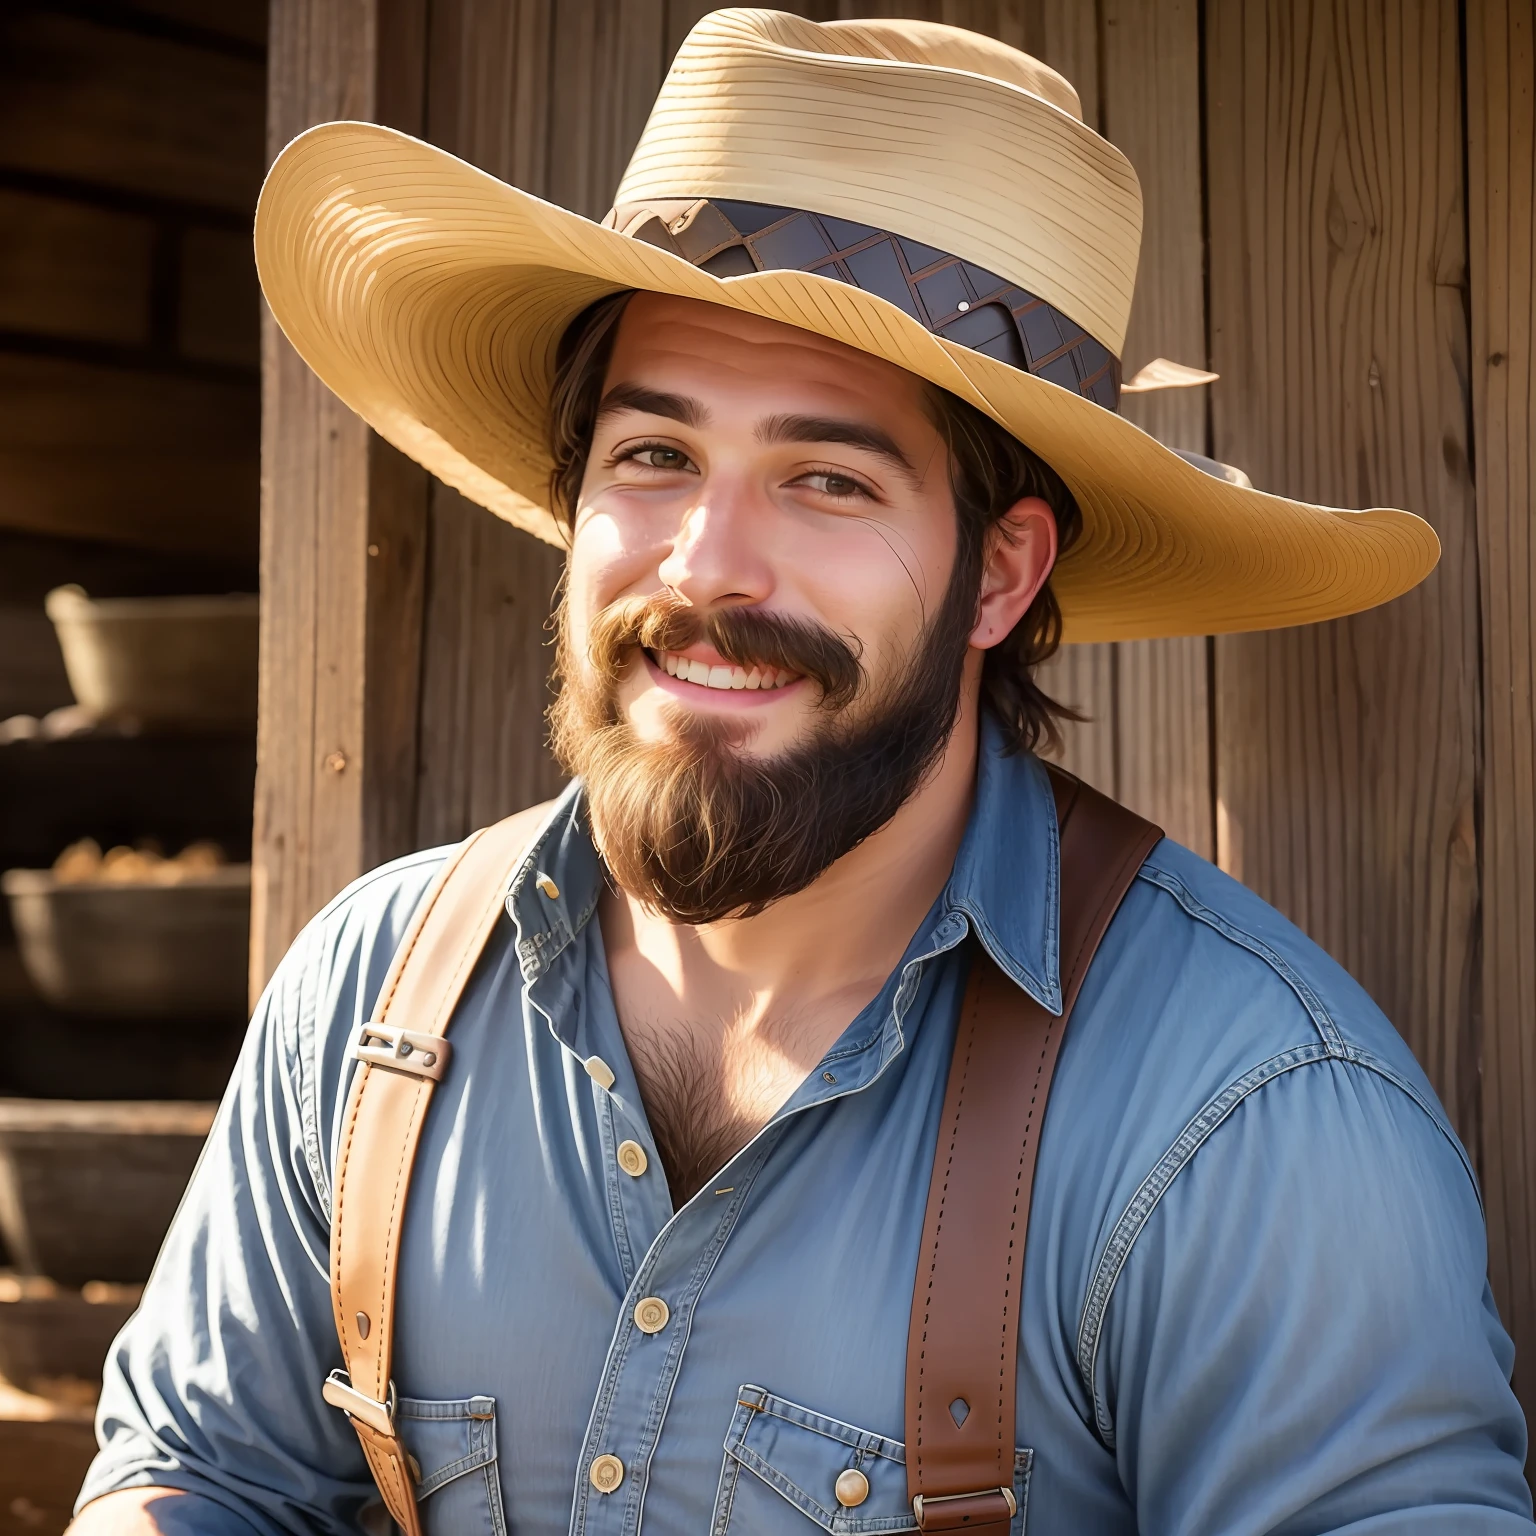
[323,800,555,1536]
[323,772,1160,1535]
[904,768,1162,1531]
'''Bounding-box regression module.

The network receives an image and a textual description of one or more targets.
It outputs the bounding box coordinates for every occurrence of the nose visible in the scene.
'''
[656,479,775,610]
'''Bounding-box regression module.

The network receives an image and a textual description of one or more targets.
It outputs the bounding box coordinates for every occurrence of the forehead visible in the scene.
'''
[602,292,933,421]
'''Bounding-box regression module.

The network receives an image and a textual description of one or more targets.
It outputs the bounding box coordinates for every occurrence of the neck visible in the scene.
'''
[598,691,982,1040]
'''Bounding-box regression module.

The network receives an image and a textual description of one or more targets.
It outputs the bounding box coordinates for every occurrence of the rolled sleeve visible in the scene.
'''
[77,858,442,1534]
[1098,1054,1532,1532]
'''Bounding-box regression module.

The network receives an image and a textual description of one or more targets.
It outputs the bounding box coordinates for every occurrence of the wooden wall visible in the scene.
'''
[258,0,1536,1450]
[0,2,267,565]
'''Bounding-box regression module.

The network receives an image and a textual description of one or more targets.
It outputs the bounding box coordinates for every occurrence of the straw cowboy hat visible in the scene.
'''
[254,8,1439,642]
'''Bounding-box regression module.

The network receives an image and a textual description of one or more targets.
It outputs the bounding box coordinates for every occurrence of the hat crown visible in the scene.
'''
[615,8,1143,355]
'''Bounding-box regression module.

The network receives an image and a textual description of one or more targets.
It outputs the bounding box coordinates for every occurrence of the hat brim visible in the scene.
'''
[255,121,1440,644]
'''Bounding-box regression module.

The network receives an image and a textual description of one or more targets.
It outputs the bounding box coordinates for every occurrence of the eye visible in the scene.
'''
[613,441,697,474]
[798,468,874,501]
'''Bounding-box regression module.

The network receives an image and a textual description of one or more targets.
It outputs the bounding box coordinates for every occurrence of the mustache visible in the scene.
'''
[584,592,863,709]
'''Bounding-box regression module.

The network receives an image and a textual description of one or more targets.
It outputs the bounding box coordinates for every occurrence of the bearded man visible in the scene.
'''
[74,11,1530,1536]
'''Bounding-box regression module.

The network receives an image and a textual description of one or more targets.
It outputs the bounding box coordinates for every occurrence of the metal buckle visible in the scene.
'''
[350,1022,452,1082]
[321,1369,397,1437]
[911,1486,1018,1528]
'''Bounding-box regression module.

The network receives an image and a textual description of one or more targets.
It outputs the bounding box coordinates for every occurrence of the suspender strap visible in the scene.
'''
[905,768,1162,1532]
[323,800,555,1534]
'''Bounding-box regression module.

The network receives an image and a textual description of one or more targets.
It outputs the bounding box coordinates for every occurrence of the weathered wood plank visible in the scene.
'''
[0,11,266,212]
[414,488,567,847]
[1467,0,1536,1442]
[0,354,257,559]
[1205,0,1481,1143]
[1013,0,1117,793]
[0,189,154,346]
[415,0,569,844]
[251,0,430,993]
[1098,0,1213,854]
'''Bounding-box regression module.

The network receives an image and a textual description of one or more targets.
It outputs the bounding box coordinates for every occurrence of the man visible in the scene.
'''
[75,11,1530,1534]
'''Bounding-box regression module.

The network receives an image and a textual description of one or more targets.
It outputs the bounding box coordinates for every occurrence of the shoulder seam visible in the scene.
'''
[305,843,458,931]
[1074,1048,1479,1449]
[1134,862,1345,1050]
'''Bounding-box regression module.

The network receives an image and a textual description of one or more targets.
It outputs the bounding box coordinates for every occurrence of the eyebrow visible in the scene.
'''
[595,383,709,429]
[755,412,922,487]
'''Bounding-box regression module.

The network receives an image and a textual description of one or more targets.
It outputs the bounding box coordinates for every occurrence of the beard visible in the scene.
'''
[549,561,979,925]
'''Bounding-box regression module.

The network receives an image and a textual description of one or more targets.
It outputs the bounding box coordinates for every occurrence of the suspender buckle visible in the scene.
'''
[911,1486,1018,1530]
[350,1022,452,1081]
[321,1369,398,1436]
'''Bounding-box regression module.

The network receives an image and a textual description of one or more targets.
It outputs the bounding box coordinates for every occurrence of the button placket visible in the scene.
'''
[570,1136,777,1536]
[597,1092,670,1287]
[570,924,959,1536]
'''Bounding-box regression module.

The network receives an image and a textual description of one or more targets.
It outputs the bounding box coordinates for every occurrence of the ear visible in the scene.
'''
[970,496,1057,649]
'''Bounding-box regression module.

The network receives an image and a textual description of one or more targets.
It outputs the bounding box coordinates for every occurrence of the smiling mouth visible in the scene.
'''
[648,649,801,692]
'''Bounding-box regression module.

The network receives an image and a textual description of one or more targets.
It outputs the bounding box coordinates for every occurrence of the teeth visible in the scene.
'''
[656,652,796,692]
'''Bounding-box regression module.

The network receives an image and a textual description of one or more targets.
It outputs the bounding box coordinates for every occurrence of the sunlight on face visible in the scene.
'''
[563,293,961,760]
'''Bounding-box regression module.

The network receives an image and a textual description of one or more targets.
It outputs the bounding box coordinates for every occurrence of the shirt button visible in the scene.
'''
[589,1453,625,1493]
[633,1296,670,1333]
[835,1468,870,1507]
[616,1140,648,1177]
[584,1055,616,1090]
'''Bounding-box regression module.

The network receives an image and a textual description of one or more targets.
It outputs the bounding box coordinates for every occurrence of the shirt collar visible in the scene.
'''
[505,714,1063,1014]
[941,715,1062,1014]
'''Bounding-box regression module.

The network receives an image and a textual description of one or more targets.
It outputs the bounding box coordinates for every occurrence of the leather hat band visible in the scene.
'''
[611,198,1122,412]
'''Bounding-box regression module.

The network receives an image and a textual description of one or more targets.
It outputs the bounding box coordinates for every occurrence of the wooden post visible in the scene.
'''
[1204,0,1483,1143]
[252,0,431,993]
[1467,0,1536,1450]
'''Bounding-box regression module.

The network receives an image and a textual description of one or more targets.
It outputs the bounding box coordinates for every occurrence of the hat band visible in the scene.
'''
[611,197,1122,412]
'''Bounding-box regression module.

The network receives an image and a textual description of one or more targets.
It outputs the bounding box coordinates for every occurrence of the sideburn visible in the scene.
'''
[551,551,981,924]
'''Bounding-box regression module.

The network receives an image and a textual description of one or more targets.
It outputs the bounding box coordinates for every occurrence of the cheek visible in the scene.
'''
[803,515,953,668]
[565,509,661,633]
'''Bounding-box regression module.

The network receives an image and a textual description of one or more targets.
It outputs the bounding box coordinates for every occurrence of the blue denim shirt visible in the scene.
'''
[82,724,1532,1533]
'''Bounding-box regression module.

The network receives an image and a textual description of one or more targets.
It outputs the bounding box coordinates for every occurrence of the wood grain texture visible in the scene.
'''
[252,0,430,993]
[1018,0,1116,799]
[414,488,567,847]
[0,189,154,346]
[1205,0,1481,1142]
[0,11,266,211]
[1467,0,1536,1438]
[1099,0,1213,854]
[0,354,258,558]
[416,0,573,844]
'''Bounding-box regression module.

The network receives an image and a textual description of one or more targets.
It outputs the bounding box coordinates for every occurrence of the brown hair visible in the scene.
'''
[547,290,1083,755]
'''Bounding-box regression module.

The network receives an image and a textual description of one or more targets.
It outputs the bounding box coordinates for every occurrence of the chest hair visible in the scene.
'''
[622,1019,801,1206]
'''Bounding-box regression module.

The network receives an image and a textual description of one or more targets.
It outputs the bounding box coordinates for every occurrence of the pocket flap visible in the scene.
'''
[395,1394,498,1499]
[725,1386,912,1532]
[724,1386,1031,1534]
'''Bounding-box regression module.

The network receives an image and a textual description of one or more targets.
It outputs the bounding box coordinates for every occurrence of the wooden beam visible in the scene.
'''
[1467,0,1536,1447]
[251,0,431,993]
[0,11,265,212]
[0,353,257,559]
[1205,0,1481,1145]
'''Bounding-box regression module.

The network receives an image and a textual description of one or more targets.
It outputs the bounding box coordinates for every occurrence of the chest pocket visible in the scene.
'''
[713,1386,1031,1534]
[394,1394,507,1536]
